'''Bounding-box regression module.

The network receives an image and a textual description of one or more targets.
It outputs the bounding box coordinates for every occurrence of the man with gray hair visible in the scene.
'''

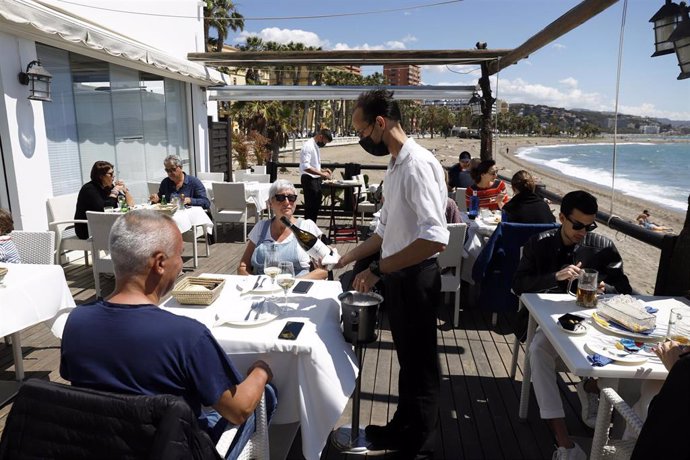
[149,155,210,209]
[60,210,274,456]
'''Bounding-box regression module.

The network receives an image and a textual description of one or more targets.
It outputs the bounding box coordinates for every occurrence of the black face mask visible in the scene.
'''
[316,141,326,148]
[359,133,389,157]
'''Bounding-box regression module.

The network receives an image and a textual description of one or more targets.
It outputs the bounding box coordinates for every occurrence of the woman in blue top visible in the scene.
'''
[238,179,328,279]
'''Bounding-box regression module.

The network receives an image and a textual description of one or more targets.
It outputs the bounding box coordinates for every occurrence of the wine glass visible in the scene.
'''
[263,244,280,297]
[117,194,126,211]
[276,261,296,311]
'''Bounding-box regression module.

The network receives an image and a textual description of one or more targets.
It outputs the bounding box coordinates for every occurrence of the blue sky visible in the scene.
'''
[230,0,690,121]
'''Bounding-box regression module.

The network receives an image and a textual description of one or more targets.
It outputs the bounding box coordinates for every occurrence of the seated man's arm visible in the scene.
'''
[213,361,272,425]
[512,237,561,295]
[190,177,211,209]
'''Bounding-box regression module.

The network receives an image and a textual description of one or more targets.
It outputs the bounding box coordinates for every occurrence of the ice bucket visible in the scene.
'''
[338,291,383,344]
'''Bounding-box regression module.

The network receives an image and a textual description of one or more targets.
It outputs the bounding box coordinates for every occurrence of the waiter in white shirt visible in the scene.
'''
[336,90,449,459]
[299,129,333,222]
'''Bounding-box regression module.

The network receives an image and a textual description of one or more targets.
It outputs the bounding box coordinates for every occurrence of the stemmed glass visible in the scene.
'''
[275,261,296,311]
[263,244,280,298]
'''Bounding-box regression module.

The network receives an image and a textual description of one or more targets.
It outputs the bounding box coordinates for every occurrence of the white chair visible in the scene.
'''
[233,170,251,182]
[46,193,91,265]
[438,223,467,327]
[454,188,468,212]
[147,181,160,197]
[251,165,267,174]
[212,182,257,242]
[198,172,225,182]
[215,393,270,459]
[590,387,644,460]
[10,231,55,265]
[86,211,121,298]
[242,173,270,183]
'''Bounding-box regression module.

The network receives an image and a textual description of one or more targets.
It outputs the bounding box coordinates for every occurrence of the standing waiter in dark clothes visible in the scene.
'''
[299,129,333,222]
[336,90,449,459]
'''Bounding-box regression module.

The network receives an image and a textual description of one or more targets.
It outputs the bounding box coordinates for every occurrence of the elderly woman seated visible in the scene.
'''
[238,179,328,280]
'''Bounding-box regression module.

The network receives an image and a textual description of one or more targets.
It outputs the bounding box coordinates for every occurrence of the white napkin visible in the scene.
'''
[321,248,340,270]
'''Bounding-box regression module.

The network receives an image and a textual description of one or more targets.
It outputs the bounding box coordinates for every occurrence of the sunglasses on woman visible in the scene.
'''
[566,216,598,232]
[274,194,297,203]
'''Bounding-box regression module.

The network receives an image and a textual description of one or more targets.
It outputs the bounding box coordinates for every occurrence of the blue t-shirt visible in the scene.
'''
[158,173,211,209]
[60,300,242,418]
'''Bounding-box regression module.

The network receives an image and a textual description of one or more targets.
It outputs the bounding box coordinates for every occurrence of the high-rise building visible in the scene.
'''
[383,64,421,86]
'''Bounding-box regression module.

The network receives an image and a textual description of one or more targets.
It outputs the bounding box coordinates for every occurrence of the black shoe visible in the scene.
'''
[207,233,215,245]
[365,421,406,449]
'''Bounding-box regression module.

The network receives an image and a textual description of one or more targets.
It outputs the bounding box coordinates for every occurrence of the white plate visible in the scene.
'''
[214,298,280,327]
[237,277,282,295]
[590,312,664,341]
[556,321,588,335]
[584,340,649,364]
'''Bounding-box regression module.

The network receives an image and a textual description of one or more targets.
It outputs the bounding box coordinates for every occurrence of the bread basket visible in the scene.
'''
[171,277,225,305]
[151,204,178,216]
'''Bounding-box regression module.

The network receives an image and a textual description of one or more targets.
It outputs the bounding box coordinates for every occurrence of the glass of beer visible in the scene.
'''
[667,307,690,344]
[567,268,598,308]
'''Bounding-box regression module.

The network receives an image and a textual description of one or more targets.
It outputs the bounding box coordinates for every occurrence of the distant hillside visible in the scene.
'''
[510,103,690,135]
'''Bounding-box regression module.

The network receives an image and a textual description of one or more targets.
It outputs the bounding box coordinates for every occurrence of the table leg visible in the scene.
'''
[518,308,537,420]
[327,187,337,243]
[0,332,24,406]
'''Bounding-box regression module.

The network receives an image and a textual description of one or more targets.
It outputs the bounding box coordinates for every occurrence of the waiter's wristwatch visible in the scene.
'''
[369,260,382,277]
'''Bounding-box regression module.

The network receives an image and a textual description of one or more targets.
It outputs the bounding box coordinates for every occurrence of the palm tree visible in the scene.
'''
[204,0,244,52]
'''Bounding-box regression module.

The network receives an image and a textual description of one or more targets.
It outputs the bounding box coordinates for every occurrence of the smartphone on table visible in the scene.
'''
[292,280,314,294]
[278,321,305,340]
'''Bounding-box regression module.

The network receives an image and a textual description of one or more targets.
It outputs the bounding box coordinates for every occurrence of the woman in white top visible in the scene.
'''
[238,179,328,279]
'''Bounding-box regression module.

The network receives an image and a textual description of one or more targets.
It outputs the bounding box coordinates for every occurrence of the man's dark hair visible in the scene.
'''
[561,190,598,216]
[318,129,333,142]
[470,159,495,184]
[354,89,402,124]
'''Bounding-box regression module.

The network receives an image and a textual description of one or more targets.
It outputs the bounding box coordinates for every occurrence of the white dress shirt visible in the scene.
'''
[375,138,450,259]
[299,138,322,178]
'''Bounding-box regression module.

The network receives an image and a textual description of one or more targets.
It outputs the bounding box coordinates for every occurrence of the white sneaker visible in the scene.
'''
[552,443,587,460]
[576,379,599,429]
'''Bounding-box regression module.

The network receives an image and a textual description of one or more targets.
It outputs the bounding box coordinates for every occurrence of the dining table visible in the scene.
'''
[161,274,358,460]
[516,293,690,421]
[0,263,76,405]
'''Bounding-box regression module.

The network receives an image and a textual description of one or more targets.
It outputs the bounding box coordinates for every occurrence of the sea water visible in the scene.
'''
[516,141,690,211]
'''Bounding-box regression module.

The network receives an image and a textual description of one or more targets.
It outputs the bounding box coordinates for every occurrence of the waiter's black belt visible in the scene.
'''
[395,257,438,275]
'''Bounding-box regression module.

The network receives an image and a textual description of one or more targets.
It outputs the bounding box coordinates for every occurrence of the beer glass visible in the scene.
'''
[667,307,690,344]
[567,268,598,307]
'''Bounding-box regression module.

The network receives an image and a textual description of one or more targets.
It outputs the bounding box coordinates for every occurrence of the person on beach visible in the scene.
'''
[512,190,632,460]
[336,89,449,459]
[447,150,474,189]
[636,209,672,232]
[0,208,21,263]
[60,210,275,457]
[465,160,510,211]
[299,128,333,223]
[502,170,555,224]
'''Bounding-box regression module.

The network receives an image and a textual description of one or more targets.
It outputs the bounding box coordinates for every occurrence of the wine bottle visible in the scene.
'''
[280,216,333,260]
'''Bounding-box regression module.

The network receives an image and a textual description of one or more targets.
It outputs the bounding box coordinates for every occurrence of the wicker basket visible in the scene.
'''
[171,277,225,305]
[151,204,178,216]
[0,267,7,282]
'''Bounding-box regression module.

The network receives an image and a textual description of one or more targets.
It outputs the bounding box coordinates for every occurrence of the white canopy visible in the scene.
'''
[0,0,224,85]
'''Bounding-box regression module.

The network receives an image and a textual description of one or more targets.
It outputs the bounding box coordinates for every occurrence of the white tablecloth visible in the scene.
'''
[460,212,499,283]
[162,274,358,460]
[0,263,75,339]
[202,180,272,211]
[171,205,214,235]
[518,293,690,420]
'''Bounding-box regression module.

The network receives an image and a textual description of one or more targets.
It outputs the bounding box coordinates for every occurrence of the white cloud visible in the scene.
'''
[559,77,578,88]
[401,34,417,43]
[236,28,326,48]
[333,37,412,51]
[423,64,480,76]
[403,11,411,16]
[552,43,566,50]
[618,103,690,121]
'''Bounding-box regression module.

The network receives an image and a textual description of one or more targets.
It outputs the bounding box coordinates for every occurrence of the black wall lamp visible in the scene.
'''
[17,60,53,101]
[468,92,483,117]
[651,1,690,80]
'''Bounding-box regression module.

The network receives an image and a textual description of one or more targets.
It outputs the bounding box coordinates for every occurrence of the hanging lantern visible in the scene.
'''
[650,0,682,57]
[669,2,690,79]
[17,60,53,102]
[468,93,482,117]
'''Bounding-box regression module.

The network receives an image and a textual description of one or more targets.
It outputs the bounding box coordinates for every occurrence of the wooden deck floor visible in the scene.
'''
[0,217,593,459]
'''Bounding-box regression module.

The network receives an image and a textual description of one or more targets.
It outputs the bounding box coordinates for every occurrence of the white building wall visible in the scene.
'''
[0,32,53,229]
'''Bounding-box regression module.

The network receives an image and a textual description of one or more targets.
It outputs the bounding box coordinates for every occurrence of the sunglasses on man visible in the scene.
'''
[274,194,297,203]
[566,216,598,232]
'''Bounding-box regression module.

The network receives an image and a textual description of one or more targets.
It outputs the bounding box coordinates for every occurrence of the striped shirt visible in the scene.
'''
[465,180,509,211]
[0,235,21,263]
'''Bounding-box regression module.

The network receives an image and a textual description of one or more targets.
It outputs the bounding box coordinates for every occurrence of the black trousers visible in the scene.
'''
[384,258,441,457]
[300,174,322,222]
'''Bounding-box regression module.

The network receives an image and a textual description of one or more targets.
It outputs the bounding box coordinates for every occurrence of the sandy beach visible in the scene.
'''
[275,135,688,294]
